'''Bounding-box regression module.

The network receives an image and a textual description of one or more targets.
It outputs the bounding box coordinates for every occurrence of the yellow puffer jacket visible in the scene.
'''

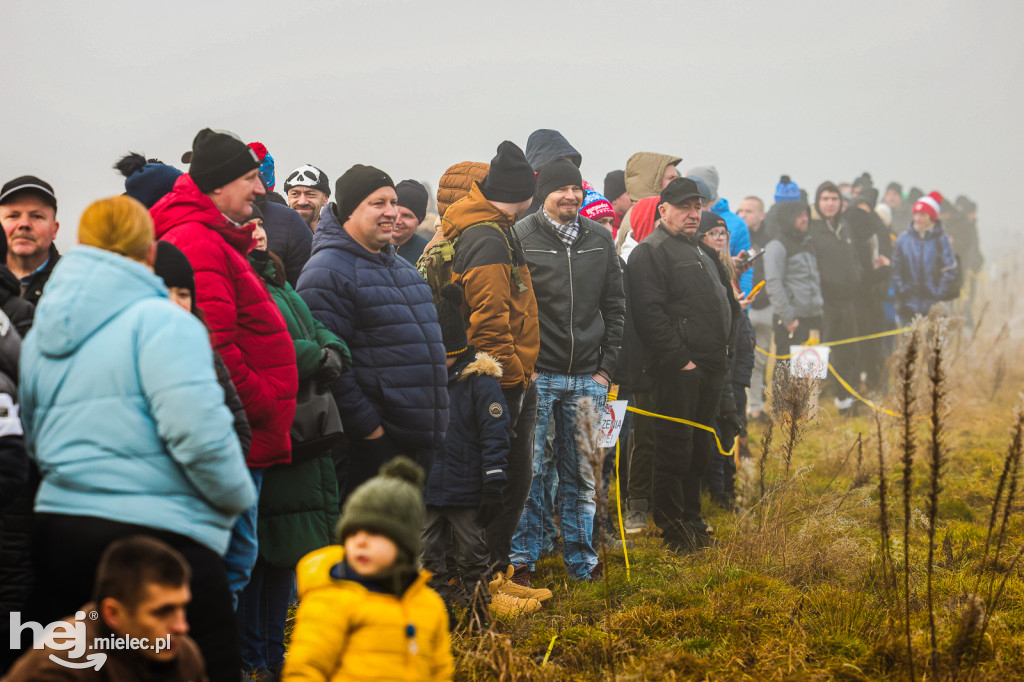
[282,546,454,682]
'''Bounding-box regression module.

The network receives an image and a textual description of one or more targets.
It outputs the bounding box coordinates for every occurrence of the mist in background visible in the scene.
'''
[3,0,1020,258]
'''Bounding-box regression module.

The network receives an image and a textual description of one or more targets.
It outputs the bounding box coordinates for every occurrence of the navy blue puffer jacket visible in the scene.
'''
[424,351,508,507]
[297,205,448,450]
[891,222,959,317]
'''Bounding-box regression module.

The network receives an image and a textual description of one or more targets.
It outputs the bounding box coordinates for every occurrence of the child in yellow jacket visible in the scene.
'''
[282,457,454,682]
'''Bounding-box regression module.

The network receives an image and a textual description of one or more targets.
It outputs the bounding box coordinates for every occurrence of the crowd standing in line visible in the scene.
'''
[0,127,981,681]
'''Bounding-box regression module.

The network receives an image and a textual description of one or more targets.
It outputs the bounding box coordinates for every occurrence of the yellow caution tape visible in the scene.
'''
[542,635,557,666]
[614,439,631,581]
[626,406,738,458]
[755,325,915,359]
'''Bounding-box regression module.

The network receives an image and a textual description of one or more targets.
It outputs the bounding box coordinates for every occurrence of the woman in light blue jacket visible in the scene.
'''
[18,196,256,681]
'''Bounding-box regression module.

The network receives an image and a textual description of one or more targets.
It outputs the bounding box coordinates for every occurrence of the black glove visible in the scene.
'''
[314,347,344,391]
[476,485,504,528]
[719,411,745,449]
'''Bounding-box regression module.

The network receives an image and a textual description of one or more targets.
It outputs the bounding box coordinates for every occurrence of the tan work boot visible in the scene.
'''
[489,565,553,602]
[489,591,542,617]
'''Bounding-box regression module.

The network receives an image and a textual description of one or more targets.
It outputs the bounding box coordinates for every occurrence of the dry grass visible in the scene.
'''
[450,260,1024,680]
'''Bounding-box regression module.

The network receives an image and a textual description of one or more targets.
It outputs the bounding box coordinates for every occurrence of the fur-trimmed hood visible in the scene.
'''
[449,350,503,384]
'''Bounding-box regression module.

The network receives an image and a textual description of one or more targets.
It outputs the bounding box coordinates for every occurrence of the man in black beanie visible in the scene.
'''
[510,157,625,583]
[296,164,448,498]
[603,169,631,231]
[436,141,547,601]
[392,179,429,264]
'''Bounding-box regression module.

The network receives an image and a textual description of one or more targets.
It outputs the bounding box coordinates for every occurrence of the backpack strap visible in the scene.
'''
[476,221,528,293]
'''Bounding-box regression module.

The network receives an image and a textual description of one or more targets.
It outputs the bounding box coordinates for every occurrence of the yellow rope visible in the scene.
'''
[542,635,558,665]
[755,325,915,359]
[626,406,737,457]
[614,439,631,581]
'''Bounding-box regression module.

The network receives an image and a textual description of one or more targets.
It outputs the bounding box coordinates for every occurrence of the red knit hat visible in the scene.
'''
[913,190,943,222]
[579,181,615,222]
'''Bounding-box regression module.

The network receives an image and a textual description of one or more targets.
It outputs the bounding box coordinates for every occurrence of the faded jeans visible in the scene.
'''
[510,371,607,580]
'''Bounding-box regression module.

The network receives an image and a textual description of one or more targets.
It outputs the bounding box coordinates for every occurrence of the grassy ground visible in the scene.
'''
[452,272,1024,680]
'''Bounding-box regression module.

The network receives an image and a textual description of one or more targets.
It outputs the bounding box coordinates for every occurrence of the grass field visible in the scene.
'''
[452,271,1024,681]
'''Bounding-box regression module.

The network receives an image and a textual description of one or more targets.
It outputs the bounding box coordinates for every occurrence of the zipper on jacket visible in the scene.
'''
[565,240,575,371]
[525,248,559,254]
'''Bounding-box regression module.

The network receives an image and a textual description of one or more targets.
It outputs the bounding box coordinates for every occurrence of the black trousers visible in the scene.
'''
[343,433,433,501]
[25,513,241,682]
[651,365,726,547]
[823,299,859,397]
[485,382,538,572]
[422,506,490,606]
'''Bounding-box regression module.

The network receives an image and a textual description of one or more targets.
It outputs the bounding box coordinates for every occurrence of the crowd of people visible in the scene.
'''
[0,127,982,681]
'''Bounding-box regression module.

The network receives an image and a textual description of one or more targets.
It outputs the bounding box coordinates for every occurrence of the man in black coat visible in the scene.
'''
[627,178,741,552]
[0,176,61,307]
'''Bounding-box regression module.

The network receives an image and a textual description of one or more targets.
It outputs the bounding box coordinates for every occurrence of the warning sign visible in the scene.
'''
[598,400,629,447]
[790,345,830,379]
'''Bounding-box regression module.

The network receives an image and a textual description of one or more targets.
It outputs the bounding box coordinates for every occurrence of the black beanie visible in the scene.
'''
[334,164,394,225]
[154,242,196,311]
[249,204,264,222]
[395,179,428,223]
[436,284,469,357]
[604,170,626,200]
[536,157,583,202]
[696,210,727,238]
[481,141,536,204]
[188,128,260,194]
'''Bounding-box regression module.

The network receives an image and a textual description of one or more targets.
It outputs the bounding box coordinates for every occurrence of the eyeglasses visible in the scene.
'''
[705,230,728,239]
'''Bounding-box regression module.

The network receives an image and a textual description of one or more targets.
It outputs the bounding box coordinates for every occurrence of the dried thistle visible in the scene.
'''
[949,593,985,678]
[875,411,896,598]
[924,317,950,676]
[770,362,816,479]
[897,324,921,681]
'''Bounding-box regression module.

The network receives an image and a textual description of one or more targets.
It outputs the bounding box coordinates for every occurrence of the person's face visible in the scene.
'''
[287,187,329,228]
[701,226,729,253]
[596,216,615,231]
[543,185,584,224]
[0,195,59,261]
[391,206,419,246]
[250,219,267,250]
[660,164,679,190]
[344,530,399,577]
[818,191,841,219]
[101,583,190,663]
[167,287,192,311]
[794,211,809,233]
[610,191,632,215]
[209,169,264,224]
[345,186,398,253]
[736,198,765,231]
[912,211,935,232]
[658,197,702,238]
[884,189,903,210]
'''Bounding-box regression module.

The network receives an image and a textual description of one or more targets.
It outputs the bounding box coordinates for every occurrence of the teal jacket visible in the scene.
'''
[249,250,347,567]
[20,246,256,554]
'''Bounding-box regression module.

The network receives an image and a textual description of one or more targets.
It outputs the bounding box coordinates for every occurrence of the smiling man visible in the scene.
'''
[284,164,331,232]
[392,179,429,264]
[0,176,61,306]
[297,164,448,496]
[627,177,740,554]
[511,157,625,583]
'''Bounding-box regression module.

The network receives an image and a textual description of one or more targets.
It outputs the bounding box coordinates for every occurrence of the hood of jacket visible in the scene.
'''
[625,152,682,201]
[31,246,168,359]
[774,202,812,244]
[451,350,502,384]
[525,129,581,170]
[688,165,720,202]
[436,161,490,217]
[440,182,516,241]
[150,174,256,254]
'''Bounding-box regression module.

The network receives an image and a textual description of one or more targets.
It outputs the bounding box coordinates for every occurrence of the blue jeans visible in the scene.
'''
[510,371,607,580]
[238,557,293,673]
[224,468,263,605]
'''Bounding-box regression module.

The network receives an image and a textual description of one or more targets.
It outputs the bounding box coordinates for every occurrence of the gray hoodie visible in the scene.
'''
[763,202,824,326]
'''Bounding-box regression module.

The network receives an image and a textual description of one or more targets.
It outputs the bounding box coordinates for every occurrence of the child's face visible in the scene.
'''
[344,530,399,577]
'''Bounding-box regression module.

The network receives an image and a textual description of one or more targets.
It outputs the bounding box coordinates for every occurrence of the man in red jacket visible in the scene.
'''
[150,128,298,605]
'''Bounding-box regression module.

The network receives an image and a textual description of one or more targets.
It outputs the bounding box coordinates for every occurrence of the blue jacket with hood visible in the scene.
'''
[296,205,448,450]
[19,246,256,554]
[891,222,959,316]
[710,198,754,295]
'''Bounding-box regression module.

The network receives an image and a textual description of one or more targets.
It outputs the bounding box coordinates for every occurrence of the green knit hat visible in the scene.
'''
[335,456,425,561]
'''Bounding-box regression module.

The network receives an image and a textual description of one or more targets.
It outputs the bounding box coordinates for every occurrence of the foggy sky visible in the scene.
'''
[3,0,1021,258]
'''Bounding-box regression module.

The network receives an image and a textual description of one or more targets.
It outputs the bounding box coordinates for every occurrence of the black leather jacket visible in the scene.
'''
[514,212,625,377]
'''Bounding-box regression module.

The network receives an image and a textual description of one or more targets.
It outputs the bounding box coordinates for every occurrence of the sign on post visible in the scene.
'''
[790,345,830,379]
[598,400,629,447]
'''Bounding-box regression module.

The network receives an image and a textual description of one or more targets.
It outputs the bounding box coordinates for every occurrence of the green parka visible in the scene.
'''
[249,249,351,568]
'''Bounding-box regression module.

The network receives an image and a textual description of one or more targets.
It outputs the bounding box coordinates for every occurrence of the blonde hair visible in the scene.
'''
[78,196,154,263]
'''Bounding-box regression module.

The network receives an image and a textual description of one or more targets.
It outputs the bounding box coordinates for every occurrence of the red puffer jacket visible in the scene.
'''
[151,174,297,467]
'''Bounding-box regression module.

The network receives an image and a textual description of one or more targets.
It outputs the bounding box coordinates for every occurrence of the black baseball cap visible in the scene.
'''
[659,177,702,205]
[0,175,57,209]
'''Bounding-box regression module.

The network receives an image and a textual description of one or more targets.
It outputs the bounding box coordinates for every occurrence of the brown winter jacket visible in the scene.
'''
[624,152,682,202]
[436,161,490,217]
[443,183,539,389]
[2,603,207,682]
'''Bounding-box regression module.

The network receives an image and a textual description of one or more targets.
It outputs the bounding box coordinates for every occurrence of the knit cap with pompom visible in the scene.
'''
[335,456,425,562]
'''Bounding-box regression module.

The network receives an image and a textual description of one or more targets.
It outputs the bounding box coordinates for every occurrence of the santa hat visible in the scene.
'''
[579,181,615,222]
[913,190,944,222]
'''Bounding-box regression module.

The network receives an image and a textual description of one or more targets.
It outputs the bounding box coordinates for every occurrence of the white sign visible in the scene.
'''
[790,345,830,379]
[598,400,629,447]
